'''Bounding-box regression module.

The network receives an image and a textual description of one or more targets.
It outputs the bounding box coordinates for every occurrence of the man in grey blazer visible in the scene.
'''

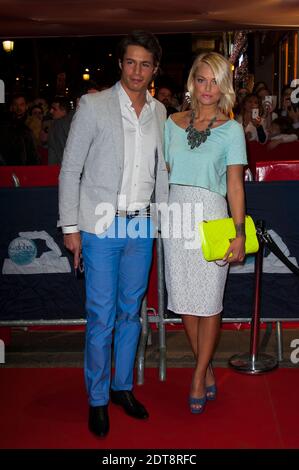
[59,31,168,438]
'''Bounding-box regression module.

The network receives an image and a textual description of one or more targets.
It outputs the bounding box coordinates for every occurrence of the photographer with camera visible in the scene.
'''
[236,93,267,143]
[257,89,278,130]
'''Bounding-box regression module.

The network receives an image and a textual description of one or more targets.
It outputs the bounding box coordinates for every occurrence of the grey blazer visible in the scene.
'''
[58,83,169,234]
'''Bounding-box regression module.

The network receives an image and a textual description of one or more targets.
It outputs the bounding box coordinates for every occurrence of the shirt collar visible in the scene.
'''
[117,81,155,112]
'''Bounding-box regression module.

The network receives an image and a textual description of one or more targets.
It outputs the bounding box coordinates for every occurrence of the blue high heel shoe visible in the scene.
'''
[206,364,217,401]
[206,384,217,401]
[189,395,207,414]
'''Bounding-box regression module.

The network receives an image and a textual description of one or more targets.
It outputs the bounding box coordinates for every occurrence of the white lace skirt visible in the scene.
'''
[163,184,229,316]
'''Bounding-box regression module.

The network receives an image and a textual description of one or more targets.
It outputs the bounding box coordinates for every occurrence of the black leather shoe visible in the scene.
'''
[110,390,149,419]
[88,405,109,437]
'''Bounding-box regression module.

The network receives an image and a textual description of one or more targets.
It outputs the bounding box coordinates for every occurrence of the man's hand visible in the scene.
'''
[252,116,262,128]
[64,232,81,269]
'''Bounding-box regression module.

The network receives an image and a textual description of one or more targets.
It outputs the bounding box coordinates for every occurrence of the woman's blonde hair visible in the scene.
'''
[187,52,235,115]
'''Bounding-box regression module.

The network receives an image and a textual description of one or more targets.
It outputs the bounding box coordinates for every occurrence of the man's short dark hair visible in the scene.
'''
[51,96,71,113]
[156,82,174,95]
[117,30,162,67]
[11,93,27,105]
[81,80,100,94]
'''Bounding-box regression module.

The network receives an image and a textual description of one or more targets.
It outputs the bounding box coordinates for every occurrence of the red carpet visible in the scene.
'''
[0,367,298,449]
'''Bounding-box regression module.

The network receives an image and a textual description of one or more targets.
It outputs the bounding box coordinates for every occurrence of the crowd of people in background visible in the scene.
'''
[0,75,298,167]
[233,81,299,148]
[0,80,105,166]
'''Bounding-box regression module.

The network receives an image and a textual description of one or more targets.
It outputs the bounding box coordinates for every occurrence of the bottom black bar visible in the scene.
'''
[0,449,298,467]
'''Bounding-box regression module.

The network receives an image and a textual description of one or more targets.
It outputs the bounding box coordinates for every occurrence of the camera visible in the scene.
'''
[262,95,277,113]
[251,108,259,119]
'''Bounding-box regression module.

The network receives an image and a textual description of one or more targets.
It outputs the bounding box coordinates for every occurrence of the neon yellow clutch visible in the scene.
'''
[199,215,259,262]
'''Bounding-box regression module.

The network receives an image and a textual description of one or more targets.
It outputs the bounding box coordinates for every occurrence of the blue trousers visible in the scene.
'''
[81,217,154,406]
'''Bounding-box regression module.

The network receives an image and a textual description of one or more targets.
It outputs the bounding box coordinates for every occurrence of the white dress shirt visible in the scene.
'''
[117,82,157,211]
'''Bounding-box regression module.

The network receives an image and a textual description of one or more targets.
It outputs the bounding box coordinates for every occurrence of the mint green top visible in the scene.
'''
[164,117,247,197]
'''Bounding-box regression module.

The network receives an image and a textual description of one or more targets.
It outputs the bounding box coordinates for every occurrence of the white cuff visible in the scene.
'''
[62,225,79,234]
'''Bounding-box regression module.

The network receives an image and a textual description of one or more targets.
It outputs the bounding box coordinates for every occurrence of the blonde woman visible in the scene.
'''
[163,52,247,414]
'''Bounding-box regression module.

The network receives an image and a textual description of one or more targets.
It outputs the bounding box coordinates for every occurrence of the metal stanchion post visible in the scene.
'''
[157,234,167,381]
[136,296,148,385]
[276,321,283,362]
[229,221,278,374]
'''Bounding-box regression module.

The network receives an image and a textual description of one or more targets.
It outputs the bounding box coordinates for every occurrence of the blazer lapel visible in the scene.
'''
[153,106,166,170]
[107,84,125,169]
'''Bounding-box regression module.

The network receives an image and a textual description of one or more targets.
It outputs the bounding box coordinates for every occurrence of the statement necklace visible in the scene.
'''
[186,111,217,149]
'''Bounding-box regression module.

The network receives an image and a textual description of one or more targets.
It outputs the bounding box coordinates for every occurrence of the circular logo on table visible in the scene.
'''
[8,237,37,265]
